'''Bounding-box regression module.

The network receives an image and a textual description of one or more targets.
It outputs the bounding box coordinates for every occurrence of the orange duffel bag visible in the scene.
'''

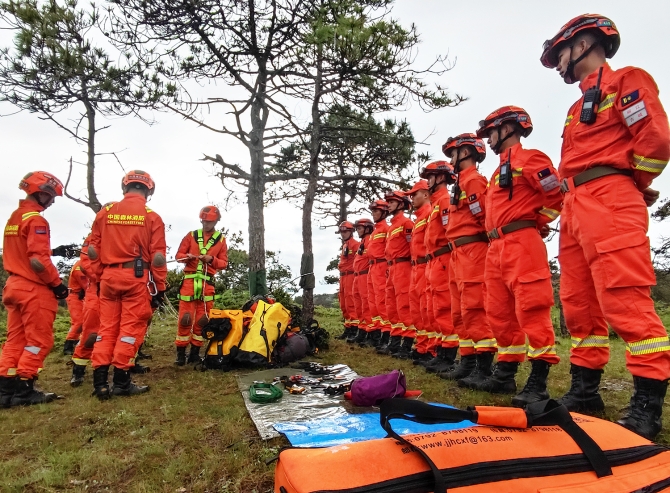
[274,399,670,492]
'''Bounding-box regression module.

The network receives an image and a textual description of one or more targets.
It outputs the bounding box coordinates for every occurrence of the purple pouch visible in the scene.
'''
[350,370,406,407]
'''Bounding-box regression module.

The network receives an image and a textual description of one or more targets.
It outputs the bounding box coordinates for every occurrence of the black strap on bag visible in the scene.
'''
[379,399,612,493]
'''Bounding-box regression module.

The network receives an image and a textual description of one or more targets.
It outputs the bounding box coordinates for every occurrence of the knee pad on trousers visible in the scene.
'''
[84,333,97,349]
[196,315,209,328]
[179,313,192,327]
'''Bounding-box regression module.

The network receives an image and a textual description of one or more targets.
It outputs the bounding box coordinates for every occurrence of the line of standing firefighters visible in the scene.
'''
[337,13,670,441]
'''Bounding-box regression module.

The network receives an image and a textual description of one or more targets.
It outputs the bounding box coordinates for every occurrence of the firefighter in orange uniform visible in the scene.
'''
[63,259,87,355]
[475,107,562,407]
[440,134,497,387]
[89,170,167,400]
[174,206,228,366]
[421,161,459,374]
[335,221,360,340]
[348,219,374,344]
[405,180,435,364]
[0,171,68,407]
[362,200,389,348]
[381,191,414,358]
[70,233,100,387]
[542,14,670,438]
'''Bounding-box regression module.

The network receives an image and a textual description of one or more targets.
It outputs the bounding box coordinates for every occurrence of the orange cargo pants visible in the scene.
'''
[426,253,458,349]
[0,276,57,378]
[353,271,372,330]
[450,242,496,357]
[486,227,559,364]
[386,261,412,337]
[367,261,390,332]
[339,272,356,327]
[410,262,432,354]
[65,292,84,341]
[176,279,214,348]
[91,269,153,371]
[559,175,670,380]
[72,287,100,366]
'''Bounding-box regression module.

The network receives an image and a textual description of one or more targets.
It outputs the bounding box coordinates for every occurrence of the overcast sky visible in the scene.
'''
[1,0,669,294]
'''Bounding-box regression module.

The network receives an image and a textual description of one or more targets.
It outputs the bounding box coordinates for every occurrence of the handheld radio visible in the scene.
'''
[580,67,603,124]
[134,247,144,278]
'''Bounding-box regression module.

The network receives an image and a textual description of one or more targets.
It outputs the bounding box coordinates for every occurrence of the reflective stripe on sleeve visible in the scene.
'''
[539,207,560,220]
[633,154,668,174]
[597,92,617,113]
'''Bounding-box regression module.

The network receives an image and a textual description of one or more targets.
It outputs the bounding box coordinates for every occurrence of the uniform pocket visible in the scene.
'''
[595,231,656,288]
[517,269,554,311]
[462,282,485,309]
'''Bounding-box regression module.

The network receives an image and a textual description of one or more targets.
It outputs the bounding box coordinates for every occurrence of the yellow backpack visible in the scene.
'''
[199,309,246,371]
[234,300,291,366]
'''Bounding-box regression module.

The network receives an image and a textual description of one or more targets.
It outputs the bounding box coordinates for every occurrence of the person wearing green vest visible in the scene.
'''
[175,206,228,365]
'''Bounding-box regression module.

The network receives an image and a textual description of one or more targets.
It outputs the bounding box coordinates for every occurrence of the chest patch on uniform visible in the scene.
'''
[468,202,482,215]
[537,168,559,192]
[34,226,47,234]
[441,210,449,226]
[623,101,647,127]
[468,194,477,202]
[620,90,640,107]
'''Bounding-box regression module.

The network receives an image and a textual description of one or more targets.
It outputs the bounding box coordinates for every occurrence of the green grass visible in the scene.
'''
[0,305,668,492]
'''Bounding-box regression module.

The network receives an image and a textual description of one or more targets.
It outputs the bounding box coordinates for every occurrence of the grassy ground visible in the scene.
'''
[0,305,668,492]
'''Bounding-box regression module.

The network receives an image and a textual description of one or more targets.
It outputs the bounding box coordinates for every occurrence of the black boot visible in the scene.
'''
[347,328,364,344]
[511,360,551,407]
[63,339,77,355]
[374,331,391,351]
[393,337,415,359]
[336,326,354,340]
[427,347,458,374]
[617,377,668,440]
[418,348,441,368]
[130,363,151,374]
[70,364,86,387]
[0,376,17,408]
[353,328,368,345]
[476,361,519,394]
[439,354,476,380]
[136,344,152,361]
[411,350,433,364]
[363,329,382,348]
[187,345,201,364]
[92,366,111,401]
[458,352,495,388]
[111,367,149,397]
[377,335,401,355]
[10,378,57,406]
[175,346,186,366]
[557,364,605,413]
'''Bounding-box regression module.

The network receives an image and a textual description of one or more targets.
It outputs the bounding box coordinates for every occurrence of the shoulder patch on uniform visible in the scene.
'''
[620,90,639,107]
[537,168,551,179]
[468,194,477,202]
[34,226,47,234]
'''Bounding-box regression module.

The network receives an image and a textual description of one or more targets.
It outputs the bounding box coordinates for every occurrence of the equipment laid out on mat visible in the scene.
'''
[274,399,670,493]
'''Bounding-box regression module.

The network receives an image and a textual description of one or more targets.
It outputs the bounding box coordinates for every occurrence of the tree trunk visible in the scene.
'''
[301,44,323,324]
[247,66,268,297]
[82,88,101,213]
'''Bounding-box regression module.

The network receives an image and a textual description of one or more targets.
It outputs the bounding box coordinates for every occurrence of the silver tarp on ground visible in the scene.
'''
[236,364,360,440]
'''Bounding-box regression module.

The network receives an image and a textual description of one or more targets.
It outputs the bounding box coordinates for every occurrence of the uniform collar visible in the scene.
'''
[430,186,449,201]
[457,165,478,181]
[416,202,431,217]
[18,199,44,213]
[389,211,406,225]
[499,142,524,164]
[579,62,612,94]
[123,193,148,205]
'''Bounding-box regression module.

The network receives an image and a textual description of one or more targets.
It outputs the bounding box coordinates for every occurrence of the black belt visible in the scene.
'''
[369,258,387,265]
[452,233,489,248]
[560,166,632,193]
[488,220,536,240]
[107,261,149,269]
[411,257,429,266]
[388,257,411,265]
[354,269,369,276]
[425,244,453,261]
[340,270,355,276]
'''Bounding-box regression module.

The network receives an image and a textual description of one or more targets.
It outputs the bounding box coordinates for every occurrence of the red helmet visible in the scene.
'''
[404,179,429,196]
[336,221,355,234]
[368,199,389,212]
[384,190,411,210]
[19,171,63,197]
[122,170,155,195]
[477,106,533,139]
[199,205,221,221]
[541,14,620,69]
[354,218,374,231]
[419,161,455,180]
[442,133,486,164]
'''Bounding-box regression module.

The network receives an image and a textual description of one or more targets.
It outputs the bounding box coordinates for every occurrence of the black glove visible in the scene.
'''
[51,245,69,257]
[52,283,69,300]
[151,291,165,309]
[77,289,86,300]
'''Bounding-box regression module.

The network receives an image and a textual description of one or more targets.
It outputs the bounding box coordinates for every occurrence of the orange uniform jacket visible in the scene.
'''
[411,203,431,262]
[561,63,670,190]
[3,200,61,287]
[485,143,563,230]
[90,195,168,291]
[68,261,87,295]
[447,166,487,240]
[367,221,389,260]
[353,235,372,329]
[385,214,413,260]
[424,187,451,254]
[338,237,360,273]
[338,236,360,327]
[410,202,433,352]
[176,230,229,275]
[353,237,370,273]
[367,221,389,329]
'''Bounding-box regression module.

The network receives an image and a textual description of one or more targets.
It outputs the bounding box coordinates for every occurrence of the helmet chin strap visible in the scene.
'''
[33,193,52,208]
[564,41,599,84]
[491,127,514,155]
